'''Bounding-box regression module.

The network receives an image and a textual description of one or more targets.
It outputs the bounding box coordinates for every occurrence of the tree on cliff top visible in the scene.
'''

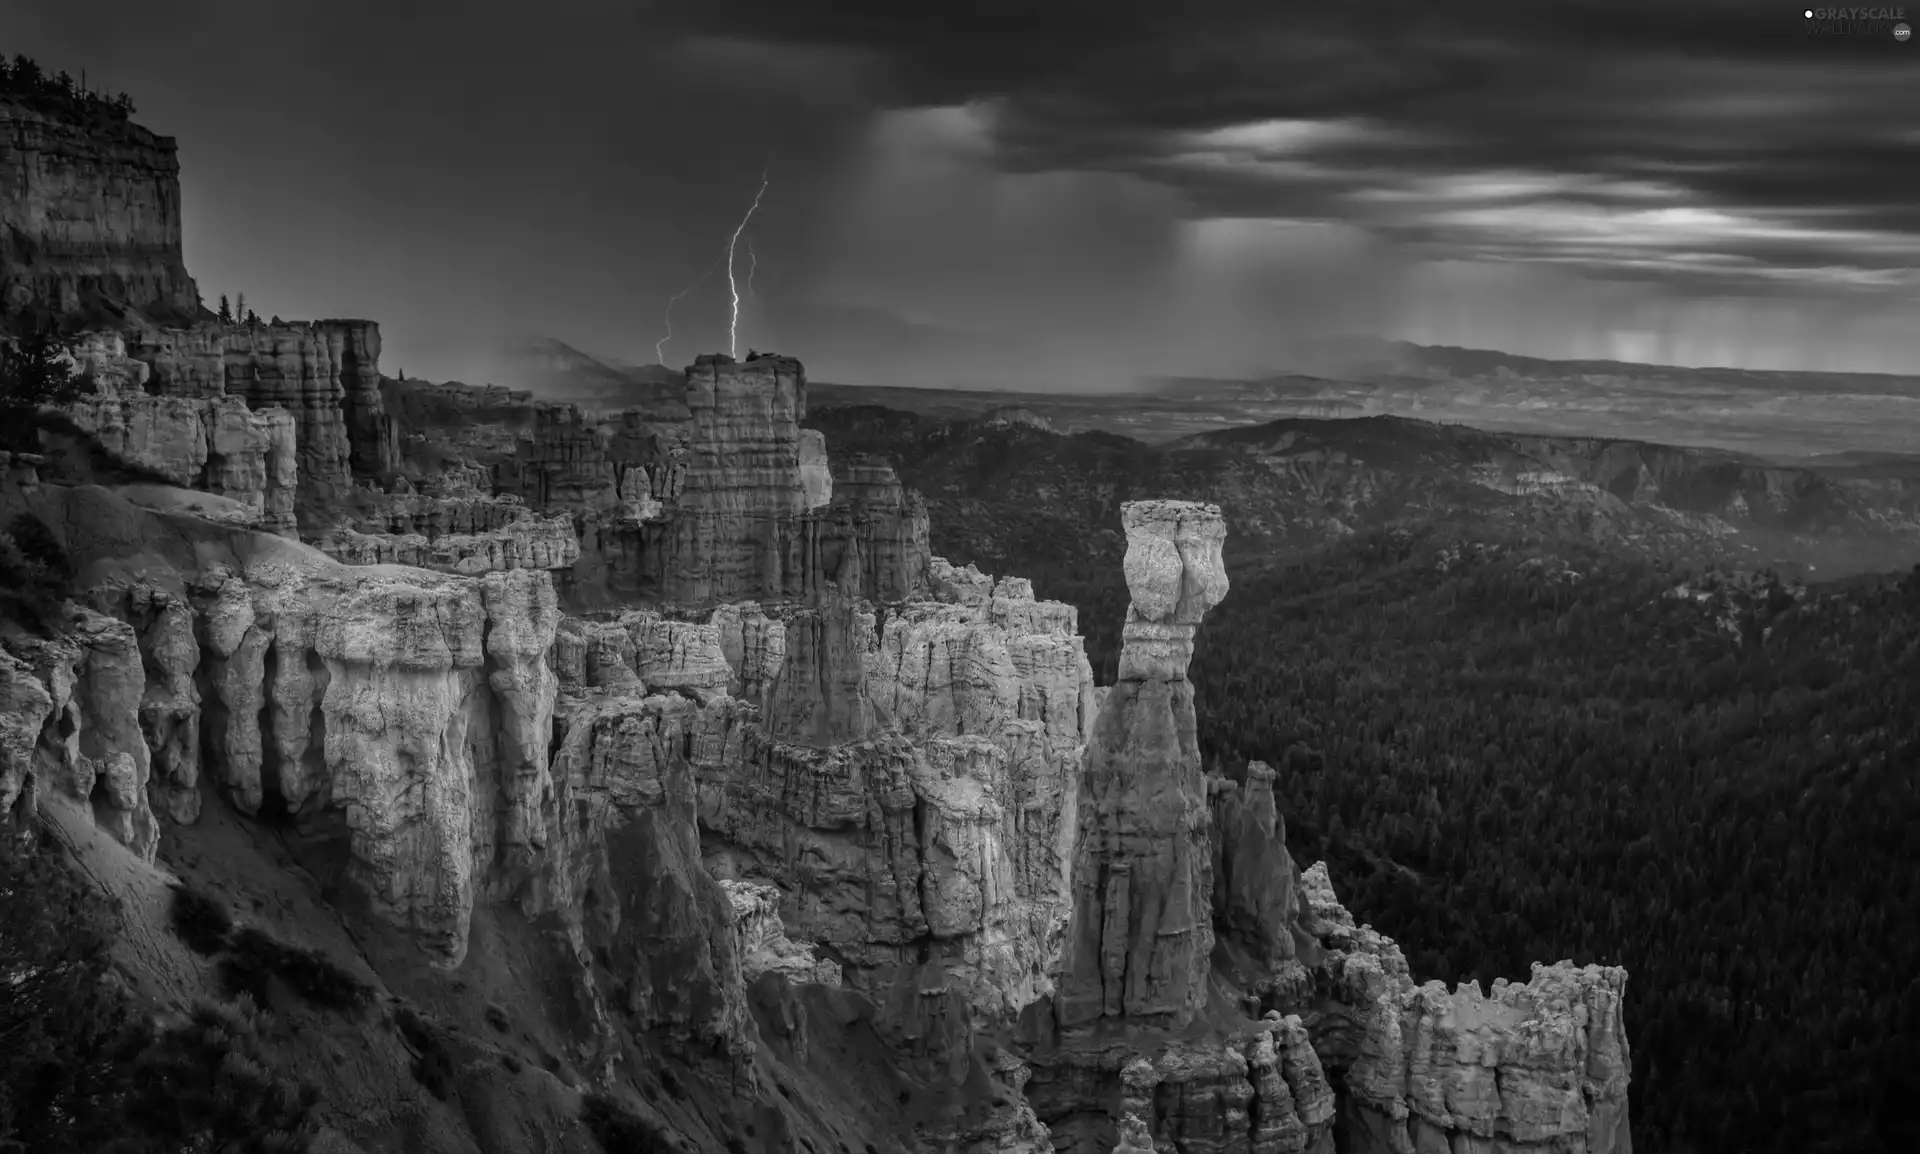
[0,326,82,454]
[0,54,135,117]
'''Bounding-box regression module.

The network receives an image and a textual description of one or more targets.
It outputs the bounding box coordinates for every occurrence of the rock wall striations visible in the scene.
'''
[0,95,200,325]
[369,353,930,599]
[123,317,391,510]
[60,332,300,534]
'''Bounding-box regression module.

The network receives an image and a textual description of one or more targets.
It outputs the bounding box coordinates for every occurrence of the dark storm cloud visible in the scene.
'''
[658,0,1920,294]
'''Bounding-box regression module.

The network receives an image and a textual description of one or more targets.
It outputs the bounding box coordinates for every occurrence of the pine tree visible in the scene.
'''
[0,327,82,453]
[217,295,232,323]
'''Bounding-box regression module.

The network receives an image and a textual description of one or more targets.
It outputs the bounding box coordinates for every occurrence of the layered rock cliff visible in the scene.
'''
[0,95,200,326]
[122,317,391,510]
[45,318,393,530]
[368,353,930,602]
[60,332,300,534]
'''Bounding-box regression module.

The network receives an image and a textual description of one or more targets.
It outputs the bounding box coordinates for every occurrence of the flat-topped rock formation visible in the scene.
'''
[0,95,200,326]
[372,352,930,601]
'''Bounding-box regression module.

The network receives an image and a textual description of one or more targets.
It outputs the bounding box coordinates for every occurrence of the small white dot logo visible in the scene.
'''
[1805,8,1813,15]
[1896,21,1912,39]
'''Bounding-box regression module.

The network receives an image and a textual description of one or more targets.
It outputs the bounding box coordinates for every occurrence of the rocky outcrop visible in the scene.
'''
[122,318,392,511]
[315,514,580,573]
[160,560,561,962]
[0,607,158,860]
[0,95,200,325]
[622,354,846,602]
[696,564,1096,1055]
[1210,761,1311,971]
[722,878,842,988]
[538,687,755,1061]
[1292,865,1631,1154]
[379,357,928,607]
[1056,500,1228,1031]
[799,428,833,509]
[62,332,300,534]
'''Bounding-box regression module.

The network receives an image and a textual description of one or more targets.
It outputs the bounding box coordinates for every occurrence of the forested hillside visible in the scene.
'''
[826,399,1920,1153]
[1180,532,1920,1154]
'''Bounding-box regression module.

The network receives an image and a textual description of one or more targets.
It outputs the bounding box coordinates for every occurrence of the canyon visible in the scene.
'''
[0,89,1631,1154]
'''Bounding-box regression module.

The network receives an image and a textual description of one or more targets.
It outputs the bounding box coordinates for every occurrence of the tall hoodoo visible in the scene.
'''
[1056,500,1228,1030]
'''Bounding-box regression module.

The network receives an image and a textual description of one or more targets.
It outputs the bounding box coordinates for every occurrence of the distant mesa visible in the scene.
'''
[978,405,1053,431]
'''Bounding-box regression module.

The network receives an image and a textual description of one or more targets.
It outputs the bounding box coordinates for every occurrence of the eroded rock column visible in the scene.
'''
[1057,500,1228,1031]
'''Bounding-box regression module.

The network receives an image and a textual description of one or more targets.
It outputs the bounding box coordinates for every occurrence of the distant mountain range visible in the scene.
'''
[492,327,1917,467]
[482,336,689,417]
[804,404,1920,580]
[811,337,1920,464]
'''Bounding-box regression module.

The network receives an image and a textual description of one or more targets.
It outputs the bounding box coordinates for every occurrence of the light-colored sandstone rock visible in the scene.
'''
[722,878,842,987]
[0,647,54,825]
[1056,501,1227,1031]
[696,565,1096,1048]
[316,514,580,573]
[930,556,996,607]
[1297,863,1632,1154]
[62,367,300,536]
[124,318,388,510]
[709,601,786,700]
[798,427,833,510]
[2,609,158,860]
[1111,1114,1155,1154]
[113,583,203,817]
[624,611,734,698]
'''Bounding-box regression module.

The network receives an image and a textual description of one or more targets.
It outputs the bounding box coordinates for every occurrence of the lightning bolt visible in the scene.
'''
[654,253,726,366]
[745,235,758,303]
[727,163,771,359]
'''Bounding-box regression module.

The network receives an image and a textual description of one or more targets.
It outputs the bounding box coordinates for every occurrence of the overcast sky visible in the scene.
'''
[4,0,1917,387]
